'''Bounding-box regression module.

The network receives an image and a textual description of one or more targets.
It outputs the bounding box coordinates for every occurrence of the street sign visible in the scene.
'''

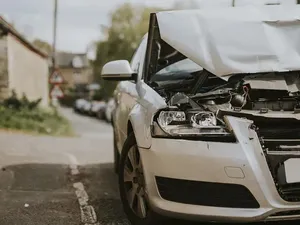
[49,70,64,84]
[50,85,64,98]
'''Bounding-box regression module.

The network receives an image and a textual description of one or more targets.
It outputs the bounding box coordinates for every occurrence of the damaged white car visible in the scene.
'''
[101,5,300,224]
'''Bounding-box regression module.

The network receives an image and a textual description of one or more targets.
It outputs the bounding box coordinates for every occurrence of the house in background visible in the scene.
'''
[0,16,49,107]
[54,52,93,92]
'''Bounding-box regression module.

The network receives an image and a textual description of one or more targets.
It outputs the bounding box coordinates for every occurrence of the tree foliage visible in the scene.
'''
[32,39,52,55]
[93,3,162,98]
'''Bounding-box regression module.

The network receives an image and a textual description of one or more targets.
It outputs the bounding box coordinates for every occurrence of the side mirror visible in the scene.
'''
[101,60,137,81]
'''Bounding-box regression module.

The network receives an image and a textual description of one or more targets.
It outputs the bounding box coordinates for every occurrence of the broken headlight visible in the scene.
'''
[152,110,235,140]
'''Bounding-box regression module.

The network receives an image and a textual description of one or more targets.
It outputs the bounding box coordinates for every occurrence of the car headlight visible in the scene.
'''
[152,110,235,141]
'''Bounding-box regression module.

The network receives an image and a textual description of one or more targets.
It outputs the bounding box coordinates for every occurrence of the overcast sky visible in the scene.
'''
[0,0,177,54]
[0,0,297,54]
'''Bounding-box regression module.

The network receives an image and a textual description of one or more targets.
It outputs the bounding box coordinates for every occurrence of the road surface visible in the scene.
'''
[0,107,296,225]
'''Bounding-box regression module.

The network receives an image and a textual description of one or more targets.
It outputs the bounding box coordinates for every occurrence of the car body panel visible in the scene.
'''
[114,80,167,152]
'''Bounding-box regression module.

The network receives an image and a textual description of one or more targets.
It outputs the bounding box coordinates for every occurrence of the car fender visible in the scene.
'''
[128,81,167,149]
[128,104,153,149]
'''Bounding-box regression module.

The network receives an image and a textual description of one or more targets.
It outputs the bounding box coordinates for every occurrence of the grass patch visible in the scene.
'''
[0,106,74,136]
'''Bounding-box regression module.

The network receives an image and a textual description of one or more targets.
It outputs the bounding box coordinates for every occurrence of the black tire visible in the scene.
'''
[113,128,120,174]
[119,133,166,225]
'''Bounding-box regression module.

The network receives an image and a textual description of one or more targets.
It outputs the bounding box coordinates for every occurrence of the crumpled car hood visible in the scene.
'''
[156,5,300,78]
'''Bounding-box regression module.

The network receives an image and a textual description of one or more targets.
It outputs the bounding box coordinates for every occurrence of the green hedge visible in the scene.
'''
[0,92,73,136]
[0,106,73,136]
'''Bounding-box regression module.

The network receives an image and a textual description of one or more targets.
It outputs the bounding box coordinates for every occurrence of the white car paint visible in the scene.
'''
[91,101,106,114]
[157,5,300,76]
[105,99,115,122]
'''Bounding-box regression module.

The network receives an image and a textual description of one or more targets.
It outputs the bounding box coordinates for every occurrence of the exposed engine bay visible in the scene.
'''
[146,31,300,114]
[157,71,300,114]
[151,69,300,142]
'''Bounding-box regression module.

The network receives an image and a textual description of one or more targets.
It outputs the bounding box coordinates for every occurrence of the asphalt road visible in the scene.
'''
[0,107,297,225]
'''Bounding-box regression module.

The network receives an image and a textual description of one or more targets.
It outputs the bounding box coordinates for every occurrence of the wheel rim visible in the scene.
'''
[123,145,148,218]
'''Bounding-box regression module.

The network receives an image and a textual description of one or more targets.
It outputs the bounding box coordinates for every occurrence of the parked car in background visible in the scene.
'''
[104,98,116,123]
[101,6,300,225]
[82,100,92,115]
[90,100,107,118]
[73,98,88,113]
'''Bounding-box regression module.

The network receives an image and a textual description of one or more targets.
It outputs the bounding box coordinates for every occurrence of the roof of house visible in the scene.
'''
[55,52,90,68]
[0,16,48,58]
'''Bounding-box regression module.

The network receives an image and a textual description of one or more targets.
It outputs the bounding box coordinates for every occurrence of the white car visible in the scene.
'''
[90,101,106,117]
[104,98,116,123]
[102,6,300,225]
[74,98,88,113]
[82,101,92,114]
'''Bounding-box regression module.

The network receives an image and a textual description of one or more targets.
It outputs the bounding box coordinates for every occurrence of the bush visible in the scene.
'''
[3,91,42,110]
[0,93,73,136]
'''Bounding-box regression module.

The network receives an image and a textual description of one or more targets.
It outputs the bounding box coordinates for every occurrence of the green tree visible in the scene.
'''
[93,3,162,98]
[32,39,52,55]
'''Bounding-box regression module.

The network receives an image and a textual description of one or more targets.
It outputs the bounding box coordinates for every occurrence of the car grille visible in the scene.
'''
[155,176,260,208]
[255,118,300,202]
[267,210,300,221]
[271,210,300,217]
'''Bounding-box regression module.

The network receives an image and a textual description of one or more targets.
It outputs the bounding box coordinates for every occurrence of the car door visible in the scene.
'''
[114,36,148,152]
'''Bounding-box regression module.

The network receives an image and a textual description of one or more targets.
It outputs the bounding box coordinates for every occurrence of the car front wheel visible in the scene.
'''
[118,133,165,225]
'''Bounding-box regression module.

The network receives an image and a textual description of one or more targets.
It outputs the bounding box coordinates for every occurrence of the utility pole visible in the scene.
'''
[52,0,58,69]
[51,0,59,107]
[232,0,235,7]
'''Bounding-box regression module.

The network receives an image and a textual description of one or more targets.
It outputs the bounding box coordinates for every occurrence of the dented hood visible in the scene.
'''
[156,5,300,77]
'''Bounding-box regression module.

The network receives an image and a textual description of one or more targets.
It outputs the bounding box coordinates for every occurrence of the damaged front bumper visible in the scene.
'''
[139,115,300,223]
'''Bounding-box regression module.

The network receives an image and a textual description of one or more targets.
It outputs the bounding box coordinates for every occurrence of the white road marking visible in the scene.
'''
[64,153,80,175]
[73,182,98,224]
[67,153,100,225]
[80,133,113,139]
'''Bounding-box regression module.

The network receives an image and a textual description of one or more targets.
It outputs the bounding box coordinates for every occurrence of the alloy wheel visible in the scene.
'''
[123,145,148,219]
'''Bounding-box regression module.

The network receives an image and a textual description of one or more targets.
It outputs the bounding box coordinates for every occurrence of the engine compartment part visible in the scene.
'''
[152,108,235,142]
[191,112,217,128]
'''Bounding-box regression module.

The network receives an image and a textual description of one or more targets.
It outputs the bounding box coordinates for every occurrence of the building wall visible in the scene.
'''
[59,67,93,88]
[0,35,9,99]
[7,34,49,107]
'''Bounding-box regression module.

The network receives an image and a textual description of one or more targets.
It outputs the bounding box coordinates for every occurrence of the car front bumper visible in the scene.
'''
[139,116,300,223]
